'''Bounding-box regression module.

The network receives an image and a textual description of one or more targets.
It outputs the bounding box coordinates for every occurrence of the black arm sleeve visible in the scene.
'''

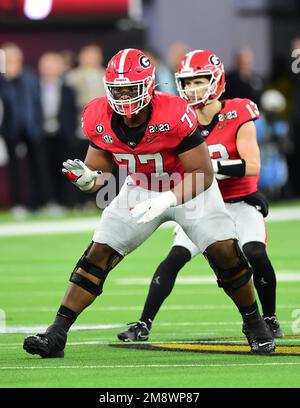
[217,159,246,177]
[175,127,205,154]
[90,141,103,150]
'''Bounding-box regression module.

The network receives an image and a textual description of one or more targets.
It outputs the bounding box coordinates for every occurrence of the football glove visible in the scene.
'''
[131,190,177,224]
[211,159,230,180]
[62,159,102,191]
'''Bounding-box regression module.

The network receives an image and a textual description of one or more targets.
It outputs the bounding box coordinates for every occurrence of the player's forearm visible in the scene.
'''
[214,159,259,177]
[85,174,106,193]
[172,169,213,204]
[83,169,112,193]
[245,159,260,176]
[83,160,113,193]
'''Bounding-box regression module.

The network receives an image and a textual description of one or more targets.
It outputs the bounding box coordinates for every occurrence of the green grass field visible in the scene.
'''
[0,213,300,388]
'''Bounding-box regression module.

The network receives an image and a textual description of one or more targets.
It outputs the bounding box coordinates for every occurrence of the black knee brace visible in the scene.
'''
[205,240,252,290]
[70,242,122,296]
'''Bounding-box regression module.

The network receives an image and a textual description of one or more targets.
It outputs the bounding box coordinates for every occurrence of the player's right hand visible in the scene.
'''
[62,159,102,191]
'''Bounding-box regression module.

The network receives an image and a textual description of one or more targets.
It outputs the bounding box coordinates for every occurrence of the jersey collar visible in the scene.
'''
[198,100,225,138]
[111,105,153,149]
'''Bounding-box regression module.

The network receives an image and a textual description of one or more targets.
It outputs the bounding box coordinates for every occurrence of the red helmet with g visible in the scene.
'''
[104,48,155,117]
[175,49,225,108]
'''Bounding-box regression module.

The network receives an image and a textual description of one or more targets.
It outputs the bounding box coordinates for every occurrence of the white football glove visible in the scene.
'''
[211,159,230,180]
[62,159,102,191]
[131,190,177,224]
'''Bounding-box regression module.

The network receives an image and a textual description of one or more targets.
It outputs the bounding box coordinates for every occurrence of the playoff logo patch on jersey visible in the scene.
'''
[96,124,104,133]
[218,111,238,121]
[103,134,113,144]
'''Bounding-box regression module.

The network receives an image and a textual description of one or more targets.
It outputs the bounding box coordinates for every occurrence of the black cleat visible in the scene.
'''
[23,325,67,358]
[242,317,275,354]
[117,321,150,342]
[264,316,284,339]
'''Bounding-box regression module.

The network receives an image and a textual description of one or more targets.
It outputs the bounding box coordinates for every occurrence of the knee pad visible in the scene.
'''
[205,240,252,290]
[70,242,122,296]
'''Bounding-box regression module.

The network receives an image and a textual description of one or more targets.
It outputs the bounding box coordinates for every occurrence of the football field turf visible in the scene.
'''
[0,214,300,388]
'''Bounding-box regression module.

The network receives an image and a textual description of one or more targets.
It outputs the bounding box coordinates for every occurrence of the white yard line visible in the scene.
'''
[0,362,300,370]
[1,272,300,285]
[2,303,299,314]
[0,319,295,335]
[0,218,99,236]
[1,334,299,350]
[0,323,123,334]
[115,272,300,285]
[0,206,300,236]
[1,336,299,348]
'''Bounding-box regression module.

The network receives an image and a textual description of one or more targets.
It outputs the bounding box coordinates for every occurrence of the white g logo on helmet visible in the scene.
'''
[140,56,151,68]
[209,55,220,66]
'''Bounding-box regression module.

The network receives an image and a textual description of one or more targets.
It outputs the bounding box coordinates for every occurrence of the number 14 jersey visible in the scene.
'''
[204,98,260,200]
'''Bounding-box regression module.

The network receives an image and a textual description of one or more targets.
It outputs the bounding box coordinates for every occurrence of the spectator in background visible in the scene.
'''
[268,54,291,119]
[0,74,14,147]
[145,48,177,94]
[66,44,107,207]
[2,43,51,215]
[167,41,190,74]
[256,89,291,199]
[224,48,264,106]
[0,74,14,207]
[38,52,77,210]
[289,36,300,196]
[59,49,77,76]
[66,43,106,162]
[67,44,106,130]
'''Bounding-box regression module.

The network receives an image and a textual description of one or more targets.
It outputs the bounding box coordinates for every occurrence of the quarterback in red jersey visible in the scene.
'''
[23,48,274,358]
[118,49,282,343]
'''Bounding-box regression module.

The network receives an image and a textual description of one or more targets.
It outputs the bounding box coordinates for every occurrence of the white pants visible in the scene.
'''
[93,177,237,256]
[173,201,267,258]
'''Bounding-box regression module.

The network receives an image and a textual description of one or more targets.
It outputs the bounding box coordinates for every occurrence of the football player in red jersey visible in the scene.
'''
[23,49,274,358]
[118,49,282,343]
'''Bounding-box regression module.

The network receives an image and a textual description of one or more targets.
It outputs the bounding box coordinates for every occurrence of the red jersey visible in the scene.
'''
[203,98,260,200]
[82,91,202,190]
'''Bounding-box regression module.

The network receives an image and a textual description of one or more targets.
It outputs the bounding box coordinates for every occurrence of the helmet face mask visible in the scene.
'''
[104,49,155,117]
[175,50,225,108]
[178,73,214,106]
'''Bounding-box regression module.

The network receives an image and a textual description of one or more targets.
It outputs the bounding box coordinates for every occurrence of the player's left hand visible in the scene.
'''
[131,191,177,223]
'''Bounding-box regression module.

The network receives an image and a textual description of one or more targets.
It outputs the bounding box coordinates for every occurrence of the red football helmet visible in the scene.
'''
[104,48,155,117]
[175,50,225,108]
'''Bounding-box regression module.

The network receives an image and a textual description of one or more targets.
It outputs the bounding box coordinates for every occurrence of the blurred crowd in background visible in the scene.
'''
[0,36,300,216]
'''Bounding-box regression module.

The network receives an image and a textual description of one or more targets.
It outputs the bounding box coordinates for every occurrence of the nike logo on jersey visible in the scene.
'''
[146,136,157,143]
